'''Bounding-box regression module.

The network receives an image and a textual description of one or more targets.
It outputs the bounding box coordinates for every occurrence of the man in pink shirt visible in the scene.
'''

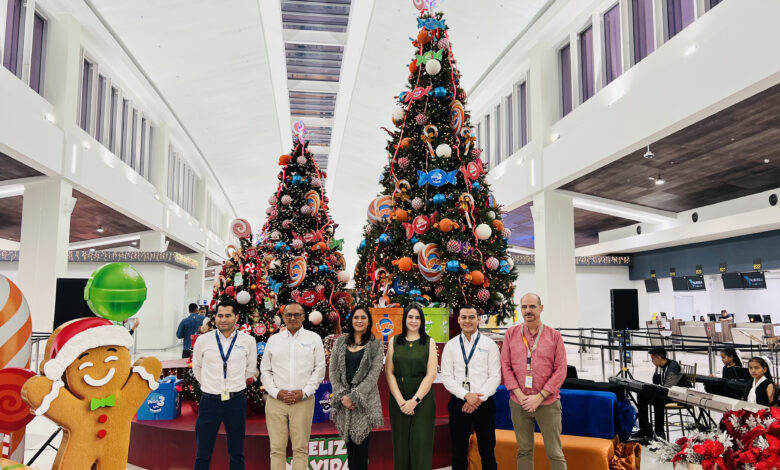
[501,293,567,470]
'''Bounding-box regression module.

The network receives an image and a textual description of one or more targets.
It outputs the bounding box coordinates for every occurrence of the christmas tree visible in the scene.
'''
[354,6,518,322]
[259,124,353,337]
[181,220,273,408]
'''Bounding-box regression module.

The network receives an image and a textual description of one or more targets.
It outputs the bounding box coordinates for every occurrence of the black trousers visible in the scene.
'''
[182,349,192,359]
[346,434,370,470]
[195,392,246,470]
[637,390,670,437]
[449,396,497,470]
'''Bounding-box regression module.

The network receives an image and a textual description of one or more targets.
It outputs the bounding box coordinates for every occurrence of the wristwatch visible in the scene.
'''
[413,395,421,403]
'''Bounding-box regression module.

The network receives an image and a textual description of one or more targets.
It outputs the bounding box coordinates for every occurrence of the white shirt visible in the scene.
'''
[192,330,258,395]
[440,332,501,400]
[260,327,326,399]
[747,376,767,403]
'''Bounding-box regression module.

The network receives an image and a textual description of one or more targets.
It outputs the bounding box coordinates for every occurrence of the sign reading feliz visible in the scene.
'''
[286,437,348,469]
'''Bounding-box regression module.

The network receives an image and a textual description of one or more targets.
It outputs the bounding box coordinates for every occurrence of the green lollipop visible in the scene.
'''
[84,262,147,321]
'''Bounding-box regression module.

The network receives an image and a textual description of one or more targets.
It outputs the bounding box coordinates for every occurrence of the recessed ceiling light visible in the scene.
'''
[131,240,137,246]
[655,176,665,185]
[764,158,770,164]
[96,225,104,233]
[89,248,96,252]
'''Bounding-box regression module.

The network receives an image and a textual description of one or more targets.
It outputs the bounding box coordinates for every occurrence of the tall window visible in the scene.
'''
[140,118,148,179]
[666,0,695,39]
[483,114,491,167]
[516,81,528,148]
[30,12,46,94]
[559,43,572,117]
[579,26,595,102]
[167,147,198,215]
[603,4,622,84]
[96,75,106,143]
[80,59,94,133]
[130,109,138,170]
[504,94,513,155]
[631,0,655,64]
[494,104,502,165]
[476,122,482,155]
[108,87,118,152]
[120,98,130,163]
[3,0,22,77]
[706,0,722,9]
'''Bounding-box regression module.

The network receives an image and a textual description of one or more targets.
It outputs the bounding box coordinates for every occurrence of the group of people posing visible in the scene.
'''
[191,292,568,470]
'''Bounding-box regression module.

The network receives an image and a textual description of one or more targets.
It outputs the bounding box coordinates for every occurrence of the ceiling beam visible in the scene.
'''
[283,29,347,46]
[68,231,152,250]
[288,79,340,93]
[557,190,678,224]
[258,0,293,152]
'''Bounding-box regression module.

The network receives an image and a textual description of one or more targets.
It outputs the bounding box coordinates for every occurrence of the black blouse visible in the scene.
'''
[345,347,366,385]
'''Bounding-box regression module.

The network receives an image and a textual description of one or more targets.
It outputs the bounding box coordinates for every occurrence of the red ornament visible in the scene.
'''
[446,240,461,253]
[328,311,340,323]
[415,114,427,125]
[239,323,252,334]
[486,257,499,270]
[477,289,490,302]
[254,323,267,336]
[398,157,410,169]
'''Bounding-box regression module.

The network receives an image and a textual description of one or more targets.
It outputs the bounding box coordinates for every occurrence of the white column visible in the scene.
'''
[42,14,82,130]
[530,190,578,328]
[139,231,166,251]
[149,123,170,201]
[186,252,206,304]
[17,179,75,331]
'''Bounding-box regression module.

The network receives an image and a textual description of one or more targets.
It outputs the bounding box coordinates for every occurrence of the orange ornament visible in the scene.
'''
[409,61,417,73]
[279,154,292,165]
[395,257,414,272]
[492,220,504,232]
[312,241,327,252]
[417,29,431,45]
[400,137,413,149]
[468,270,485,286]
[438,218,456,233]
[395,209,410,222]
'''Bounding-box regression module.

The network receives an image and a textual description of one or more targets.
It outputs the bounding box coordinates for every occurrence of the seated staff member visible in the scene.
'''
[742,357,776,406]
[633,347,690,441]
[440,305,501,470]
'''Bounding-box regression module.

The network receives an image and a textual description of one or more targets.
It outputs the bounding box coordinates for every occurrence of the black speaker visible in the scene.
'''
[691,212,699,222]
[770,194,778,206]
[610,289,639,331]
[53,278,94,329]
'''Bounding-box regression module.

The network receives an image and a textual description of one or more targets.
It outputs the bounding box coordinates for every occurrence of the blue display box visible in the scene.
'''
[312,381,332,424]
[137,375,182,420]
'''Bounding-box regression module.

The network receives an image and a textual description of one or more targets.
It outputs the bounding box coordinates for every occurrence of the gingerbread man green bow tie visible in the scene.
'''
[90,394,116,411]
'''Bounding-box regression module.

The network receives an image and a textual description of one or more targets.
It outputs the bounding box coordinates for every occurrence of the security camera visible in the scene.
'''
[643,149,654,159]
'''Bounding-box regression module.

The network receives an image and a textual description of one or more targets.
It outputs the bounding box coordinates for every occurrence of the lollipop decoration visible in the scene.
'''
[460,127,476,155]
[231,218,252,239]
[287,256,307,288]
[450,100,465,135]
[0,368,35,434]
[421,125,438,158]
[367,196,394,224]
[304,190,321,215]
[84,263,147,322]
[417,243,443,282]
[293,120,307,143]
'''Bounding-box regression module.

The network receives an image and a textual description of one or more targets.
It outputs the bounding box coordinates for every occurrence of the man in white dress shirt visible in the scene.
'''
[440,304,501,470]
[192,299,258,470]
[260,302,326,470]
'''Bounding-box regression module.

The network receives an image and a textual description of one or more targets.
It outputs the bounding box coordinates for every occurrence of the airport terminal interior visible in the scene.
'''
[0,0,779,469]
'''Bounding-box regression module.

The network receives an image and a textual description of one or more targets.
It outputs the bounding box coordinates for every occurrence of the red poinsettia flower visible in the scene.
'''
[736,448,759,464]
[671,450,688,465]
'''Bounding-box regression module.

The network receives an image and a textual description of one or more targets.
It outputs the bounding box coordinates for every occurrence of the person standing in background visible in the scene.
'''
[177,303,206,358]
[501,293,568,470]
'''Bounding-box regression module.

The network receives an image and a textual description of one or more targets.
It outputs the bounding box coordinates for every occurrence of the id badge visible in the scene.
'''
[462,381,470,392]
[525,375,533,388]
[221,389,230,401]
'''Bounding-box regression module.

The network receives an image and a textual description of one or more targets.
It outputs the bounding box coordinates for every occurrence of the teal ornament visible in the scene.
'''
[378,233,392,244]
[472,182,482,190]
[398,91,408,103]
[432,87,448,99]
[292,175,302,184]
[318,264,328,273]
[445,260,460,272]
[84,262,147,322]
[358,239,366,252]
[410,236,419,244]
[432,194,446,206]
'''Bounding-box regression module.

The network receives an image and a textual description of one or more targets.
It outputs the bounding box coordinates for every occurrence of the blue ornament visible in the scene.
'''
[417,17,446,30]
[418,169,458,187]
[292,175,302,184]
[472,182,481,191]
[408,289,422,296]
[268,278,283,293]
[274,241,286,251]
[410,236,419,244]
[432,87,448,99]
[432,194,446,206]
[256,342,266,355]
[378,233,391,244]
[392,278,415,295]
[446,260,461,273]
[318,264,328,273]
[359,239,367,252]
[399,91,408,102]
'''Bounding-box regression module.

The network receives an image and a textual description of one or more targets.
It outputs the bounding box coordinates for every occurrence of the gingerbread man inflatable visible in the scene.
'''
[21,317,162,470]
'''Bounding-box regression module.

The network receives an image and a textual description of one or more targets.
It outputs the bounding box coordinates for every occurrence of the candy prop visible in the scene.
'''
[304,190,321,214]
[0,276,32,372]
[461,160,485,182]
[460,127,476,155]
[417,243,443,282]
[412,0,426,10]
[450,100,465,135]
[293,120,307,143]
[394,179,412,202]
[421,125,438,158]
[367,196,394,224]
[417,169,458,187]
[458,193,475,228]
[84,263,147,322]
[287,256,307,288]
[0,367,35,452]
[231,218,252,239]
[403,213,436,239]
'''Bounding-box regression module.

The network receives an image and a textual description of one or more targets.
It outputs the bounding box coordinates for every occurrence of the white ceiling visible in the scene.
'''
[89,0,550,269]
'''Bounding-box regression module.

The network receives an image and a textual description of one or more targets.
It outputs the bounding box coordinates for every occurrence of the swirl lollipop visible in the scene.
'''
[412,0,426,10]
[304,190,321,215]
[367,196,394,224]
[287,256,307,288]
[0,367,35,433]
[231,218,252,239]
[225,244,237,259]
[450,100,465,135]
[417,243,443,282]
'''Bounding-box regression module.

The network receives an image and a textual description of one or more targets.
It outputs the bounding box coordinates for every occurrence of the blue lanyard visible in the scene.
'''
[459,333,480,379]
[216,330,238,380]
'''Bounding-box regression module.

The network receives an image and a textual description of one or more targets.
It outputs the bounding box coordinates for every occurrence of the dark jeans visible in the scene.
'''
[183,349,192,359]
[449,396,497,470]
[637,390,670,438]
[194,392,246,470]
[346,434,370,470]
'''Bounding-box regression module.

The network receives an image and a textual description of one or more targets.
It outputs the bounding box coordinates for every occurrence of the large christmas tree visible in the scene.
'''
[181,220,273,408]
[259,126,352,337]
[354,7,518,322]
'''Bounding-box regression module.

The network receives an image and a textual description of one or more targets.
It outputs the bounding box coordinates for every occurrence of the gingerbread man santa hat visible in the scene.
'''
[42,317,133,381]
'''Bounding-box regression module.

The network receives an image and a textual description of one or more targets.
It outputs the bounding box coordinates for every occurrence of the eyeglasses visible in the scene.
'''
[283,313,304,319]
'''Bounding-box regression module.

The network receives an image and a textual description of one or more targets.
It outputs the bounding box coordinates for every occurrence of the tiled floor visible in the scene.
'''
[19,343,705,469]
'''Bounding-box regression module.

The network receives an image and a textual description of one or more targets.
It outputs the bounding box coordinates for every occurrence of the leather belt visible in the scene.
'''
[202,390,245,400]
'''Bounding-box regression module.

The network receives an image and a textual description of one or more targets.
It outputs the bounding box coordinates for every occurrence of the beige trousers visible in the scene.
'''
[509,399,567,470]
[265,395,315,470]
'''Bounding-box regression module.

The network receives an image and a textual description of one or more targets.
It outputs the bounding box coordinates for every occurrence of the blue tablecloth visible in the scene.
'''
[493,386,619,439]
